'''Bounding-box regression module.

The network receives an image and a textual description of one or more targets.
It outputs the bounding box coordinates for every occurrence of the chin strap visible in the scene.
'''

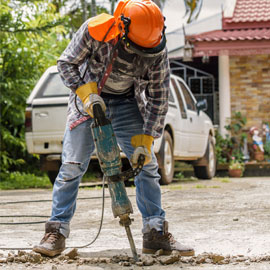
[121,15,131,37]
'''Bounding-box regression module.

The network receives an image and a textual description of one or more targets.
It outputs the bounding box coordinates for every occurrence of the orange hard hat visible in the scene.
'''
[114,0,165,48]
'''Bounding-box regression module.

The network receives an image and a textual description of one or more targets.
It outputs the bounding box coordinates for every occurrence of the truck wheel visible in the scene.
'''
[193,136,216,179]
[47,171,58,185]
[157,130,174,185]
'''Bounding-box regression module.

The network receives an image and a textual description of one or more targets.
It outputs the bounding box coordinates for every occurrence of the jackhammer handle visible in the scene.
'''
[92,103,108,126]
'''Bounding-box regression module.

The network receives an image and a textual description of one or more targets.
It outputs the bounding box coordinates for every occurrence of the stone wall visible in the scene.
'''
[230,54,270,129]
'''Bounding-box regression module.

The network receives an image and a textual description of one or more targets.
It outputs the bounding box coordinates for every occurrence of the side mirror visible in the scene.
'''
[196,99,207,115]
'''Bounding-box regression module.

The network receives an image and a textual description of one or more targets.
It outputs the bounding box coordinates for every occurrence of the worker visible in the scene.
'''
[33,0,194,257]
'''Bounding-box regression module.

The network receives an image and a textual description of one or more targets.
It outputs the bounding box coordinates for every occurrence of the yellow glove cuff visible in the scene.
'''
[76,82,98,103]
[131,134,154,153]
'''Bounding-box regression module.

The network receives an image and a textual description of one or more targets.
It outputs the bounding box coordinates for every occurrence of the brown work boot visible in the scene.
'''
[33,221,65,257]
[142,221,194,256]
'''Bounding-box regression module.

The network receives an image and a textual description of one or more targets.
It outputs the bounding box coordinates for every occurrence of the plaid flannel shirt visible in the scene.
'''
[57,19,170,138]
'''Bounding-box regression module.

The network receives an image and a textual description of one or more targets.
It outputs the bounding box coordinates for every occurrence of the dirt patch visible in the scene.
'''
[0,177,270,269]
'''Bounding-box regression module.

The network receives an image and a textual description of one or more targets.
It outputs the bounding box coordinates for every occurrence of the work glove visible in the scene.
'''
[76,82,106,118]
[131,134,154,167]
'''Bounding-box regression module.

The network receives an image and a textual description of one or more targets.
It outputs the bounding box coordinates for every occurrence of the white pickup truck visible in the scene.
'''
[25,66,216,185]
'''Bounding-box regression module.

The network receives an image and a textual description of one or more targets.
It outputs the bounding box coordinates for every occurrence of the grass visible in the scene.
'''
[82,171,102,183]
[174,176,198,183]
[168,184,182,190]
[82,185,103,190]
[174,161,193,170]
[195,184,207,189]
[219,178,231,183]
[0,170,232,190]
[194,184,221,189]
[0,172,52,190]
[175,172,185,179]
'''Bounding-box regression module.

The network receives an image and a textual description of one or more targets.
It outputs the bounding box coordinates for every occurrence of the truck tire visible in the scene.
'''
[193,136,216,179]
[47,171,58,185]
[157,130,174,185]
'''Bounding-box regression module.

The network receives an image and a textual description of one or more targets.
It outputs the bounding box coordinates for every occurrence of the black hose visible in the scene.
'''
[0,176,106,250]
[0,215,50,225]
[0,196,111,205]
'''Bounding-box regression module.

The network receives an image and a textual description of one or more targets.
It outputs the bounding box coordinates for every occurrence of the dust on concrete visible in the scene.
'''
[0,177,270,270]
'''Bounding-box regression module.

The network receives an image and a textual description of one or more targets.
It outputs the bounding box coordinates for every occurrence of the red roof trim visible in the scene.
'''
[223,18,270,30]
[187,28,270,42]
[190,39,270,57]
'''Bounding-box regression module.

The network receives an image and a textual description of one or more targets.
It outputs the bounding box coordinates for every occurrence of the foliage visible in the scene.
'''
[64,3,108,38]
[264,141,270,159]
[0,0,203,188]
[262,122,270,159]
[215,112,247,165]
[183,0,203,23]
[175,171,185,179]
[0,172,51,190]
[0,0,69,174]
[215,131,231,164]
[229,157,245,171]
[224,111,247,151]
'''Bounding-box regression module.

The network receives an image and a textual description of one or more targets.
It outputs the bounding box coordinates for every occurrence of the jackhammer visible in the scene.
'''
[91,103,145,261]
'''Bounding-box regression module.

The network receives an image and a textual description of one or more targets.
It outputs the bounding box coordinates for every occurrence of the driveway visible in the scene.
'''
[0,177,270,269]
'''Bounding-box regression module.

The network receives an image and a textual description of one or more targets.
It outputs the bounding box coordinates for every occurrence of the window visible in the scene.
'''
[179,81,196,111]
[168,88,175,103]
[171,78,187,119]
[37,73,70,98]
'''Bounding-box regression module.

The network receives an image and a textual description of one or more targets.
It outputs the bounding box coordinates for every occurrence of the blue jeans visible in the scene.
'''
[49,97,165,237]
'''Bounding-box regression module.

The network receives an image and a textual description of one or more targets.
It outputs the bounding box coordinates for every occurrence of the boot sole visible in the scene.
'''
[142,248,195,257]
[32,246,64,257]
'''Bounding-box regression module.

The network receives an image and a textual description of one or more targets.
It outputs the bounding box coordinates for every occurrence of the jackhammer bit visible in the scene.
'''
[90,104,145,261]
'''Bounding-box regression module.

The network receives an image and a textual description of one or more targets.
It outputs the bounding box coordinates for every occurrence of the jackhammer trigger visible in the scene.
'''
[106,154,145,183]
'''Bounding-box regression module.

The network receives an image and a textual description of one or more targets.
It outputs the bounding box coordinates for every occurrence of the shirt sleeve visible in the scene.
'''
[143,49,170,138]
[57,20,95,92]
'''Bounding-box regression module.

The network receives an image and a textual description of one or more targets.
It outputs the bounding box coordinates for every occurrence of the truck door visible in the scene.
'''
[31,71,69,154]
[177,80,205,154]
[170,77,190,156]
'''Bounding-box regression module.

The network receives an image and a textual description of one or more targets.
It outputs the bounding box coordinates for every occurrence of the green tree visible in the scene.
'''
[0,0,203,181]
[51,0,108,37]
[152,0,203,23]
[0,0,69,175]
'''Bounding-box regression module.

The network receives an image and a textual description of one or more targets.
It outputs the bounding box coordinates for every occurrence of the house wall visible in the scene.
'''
[230,54,270,129]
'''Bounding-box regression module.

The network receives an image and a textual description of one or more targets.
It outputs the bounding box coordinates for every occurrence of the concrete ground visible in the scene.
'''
[0,176,270,269]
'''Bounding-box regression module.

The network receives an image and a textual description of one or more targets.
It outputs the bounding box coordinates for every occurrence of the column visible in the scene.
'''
[218,51,231,137]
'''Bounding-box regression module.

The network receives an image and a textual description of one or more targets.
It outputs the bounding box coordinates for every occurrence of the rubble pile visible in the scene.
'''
[0,249,270,268]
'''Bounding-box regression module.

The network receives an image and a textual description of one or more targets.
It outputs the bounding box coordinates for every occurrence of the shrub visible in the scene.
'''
[0,172,51,190]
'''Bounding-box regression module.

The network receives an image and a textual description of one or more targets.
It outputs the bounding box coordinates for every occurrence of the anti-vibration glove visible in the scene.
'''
[76,82,106,118]
[131,134,154,167]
